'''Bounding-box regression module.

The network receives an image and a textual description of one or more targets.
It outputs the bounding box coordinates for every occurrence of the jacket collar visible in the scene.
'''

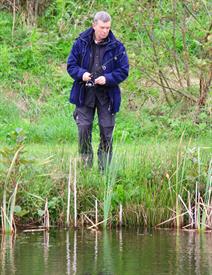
[79,27,117,46]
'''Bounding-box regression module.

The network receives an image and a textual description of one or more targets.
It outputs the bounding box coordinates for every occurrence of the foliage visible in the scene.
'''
[0,1,211,143]
[0,128,30,233]
[0,139,210,229]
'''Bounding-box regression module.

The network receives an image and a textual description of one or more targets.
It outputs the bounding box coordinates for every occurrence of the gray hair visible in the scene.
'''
[93,11,111,23]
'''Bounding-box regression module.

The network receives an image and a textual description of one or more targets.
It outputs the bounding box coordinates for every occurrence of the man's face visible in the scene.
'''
[93,20,111,41]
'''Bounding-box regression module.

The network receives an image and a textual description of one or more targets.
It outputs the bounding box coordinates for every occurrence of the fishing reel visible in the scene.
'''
[85,72,99,87]
[85,79,95,87]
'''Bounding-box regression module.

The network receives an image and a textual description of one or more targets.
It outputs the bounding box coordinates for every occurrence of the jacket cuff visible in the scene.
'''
[104,73,115,86]
[78,68,87,80]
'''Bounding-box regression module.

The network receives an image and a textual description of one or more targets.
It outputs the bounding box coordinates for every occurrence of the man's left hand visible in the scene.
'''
[95,76,106,85]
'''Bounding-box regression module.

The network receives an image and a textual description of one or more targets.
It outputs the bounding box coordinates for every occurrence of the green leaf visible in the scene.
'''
[14,205,22,213]
[15,209,29,217]
[38,209,45,217]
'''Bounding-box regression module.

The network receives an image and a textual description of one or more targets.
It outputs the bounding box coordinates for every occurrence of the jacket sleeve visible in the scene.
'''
[67,39,87,81]
[104,44,129,87]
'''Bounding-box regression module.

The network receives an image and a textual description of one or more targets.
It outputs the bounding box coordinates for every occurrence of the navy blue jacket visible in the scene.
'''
[67,27,129,113]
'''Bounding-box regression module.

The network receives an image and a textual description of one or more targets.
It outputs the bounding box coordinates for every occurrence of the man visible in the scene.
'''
[67,11,129,170]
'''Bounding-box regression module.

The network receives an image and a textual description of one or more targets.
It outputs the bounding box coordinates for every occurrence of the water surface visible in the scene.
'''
[1,229,212,275]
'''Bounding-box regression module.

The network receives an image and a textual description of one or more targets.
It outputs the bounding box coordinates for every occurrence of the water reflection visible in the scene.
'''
[0,229,212,275]
[102,231,114,274]
[119,229,123,252]
[174,231,212,275]
[66,231,71,275]
[0,234,16,275]
[65,229,78,275]
[94,230,98,264]
[43,231,49,273]
[73,230,77,275]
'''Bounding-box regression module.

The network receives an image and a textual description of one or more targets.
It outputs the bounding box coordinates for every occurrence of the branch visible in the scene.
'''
[140,68,198,102]
[182,1,202,26]
[12,0,16,42]
[143,23,172,104]
[181,5,191,88]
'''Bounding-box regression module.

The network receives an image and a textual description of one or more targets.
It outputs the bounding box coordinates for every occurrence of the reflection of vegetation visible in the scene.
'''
[102,231,114,274]
[0,234,16,274]
[1,230,212,274]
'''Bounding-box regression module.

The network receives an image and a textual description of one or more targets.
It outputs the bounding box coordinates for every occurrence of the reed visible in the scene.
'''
[1,145,24,234]
[196,156,212,231]
[1,140,210,229]
[73,158,77,228]
[119,204,123,227]
[95,199,98,225]
[156,146,211,231]
[103,151,120,228]
[43,198,50,230]
[66,157,72,228]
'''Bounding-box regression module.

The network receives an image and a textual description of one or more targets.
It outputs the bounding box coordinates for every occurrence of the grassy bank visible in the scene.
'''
[0,89,211,146]
[0,137,211,230]
[0,1,211,144]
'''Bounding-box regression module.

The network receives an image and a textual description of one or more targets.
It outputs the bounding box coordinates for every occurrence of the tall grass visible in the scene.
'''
[75,140,211,229]
[103,151,120,228]
[1,145,23,234]
[156,145,212,231]
[1,139,211,230]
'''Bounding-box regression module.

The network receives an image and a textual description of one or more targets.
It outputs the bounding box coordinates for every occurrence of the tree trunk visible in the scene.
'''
[198,69,212,109]
[196,23,212,115]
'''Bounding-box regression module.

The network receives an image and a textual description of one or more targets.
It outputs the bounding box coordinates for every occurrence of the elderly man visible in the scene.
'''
[67,11,129,170]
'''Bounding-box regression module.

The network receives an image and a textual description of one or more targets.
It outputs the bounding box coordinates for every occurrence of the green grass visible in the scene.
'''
[0,2,211,144]
[1,139,211,229]
[0,87,211,145]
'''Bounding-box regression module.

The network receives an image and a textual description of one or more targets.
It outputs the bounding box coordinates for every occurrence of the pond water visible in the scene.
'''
[0,229,212,275]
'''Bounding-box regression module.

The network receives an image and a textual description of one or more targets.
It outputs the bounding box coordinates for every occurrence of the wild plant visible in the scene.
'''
[156,144,211,231]
[103,153,120,228]
[0,128,32,234]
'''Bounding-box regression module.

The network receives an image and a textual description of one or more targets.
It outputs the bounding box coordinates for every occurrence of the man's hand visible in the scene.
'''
[82,72,91,82]
[95,76,106,85]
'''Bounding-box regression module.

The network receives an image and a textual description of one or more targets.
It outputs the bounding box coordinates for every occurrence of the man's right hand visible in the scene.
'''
[82,72,91,82]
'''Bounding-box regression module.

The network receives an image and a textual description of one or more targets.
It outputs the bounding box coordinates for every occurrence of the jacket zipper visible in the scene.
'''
[80,39,88,67]
[102,41,117,64]
[79,38,88,105]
